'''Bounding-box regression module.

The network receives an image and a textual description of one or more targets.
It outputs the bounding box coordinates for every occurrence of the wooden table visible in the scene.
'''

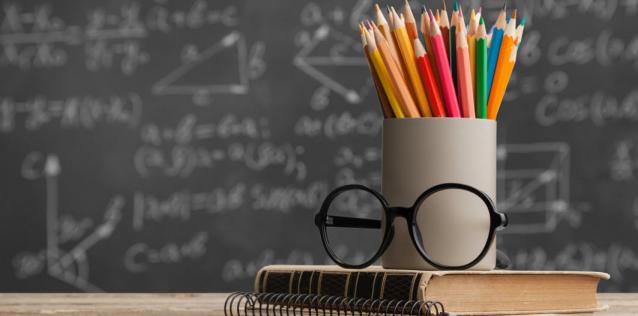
[0,293,636,315]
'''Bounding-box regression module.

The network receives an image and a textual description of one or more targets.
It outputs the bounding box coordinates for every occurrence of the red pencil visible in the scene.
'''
[414,38,446,117]
[439,7,450,59]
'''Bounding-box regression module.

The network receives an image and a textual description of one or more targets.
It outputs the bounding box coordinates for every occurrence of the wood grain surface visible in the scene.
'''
[0,293,636,315]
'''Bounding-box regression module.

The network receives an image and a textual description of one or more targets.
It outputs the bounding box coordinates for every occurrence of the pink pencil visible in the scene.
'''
[456,20,475,118]
[428,10,460,118]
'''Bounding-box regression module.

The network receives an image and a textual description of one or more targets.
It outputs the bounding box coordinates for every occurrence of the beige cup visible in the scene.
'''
[381,118,497,270]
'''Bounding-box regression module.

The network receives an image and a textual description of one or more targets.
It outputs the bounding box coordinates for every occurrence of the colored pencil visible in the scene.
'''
[358,4,522,121]
[428,10,460,117]
[449,3,458,85]
[487,17,516,119]
[361,25,394,118]
[375,4,404,78]
[456,19,475,118]
[390,9,432,117]
[364,28,405,118]
[403,0,418,40]
[467,9,478,96]
[420,8,441,93]
[487,44,518,119]
[388,7,413,87]
[414,38,446,117]
[372,25,421,117]
[515,18,526,46]
[439,7,450,60]
[475,17,488,119]
[486,8,506,99]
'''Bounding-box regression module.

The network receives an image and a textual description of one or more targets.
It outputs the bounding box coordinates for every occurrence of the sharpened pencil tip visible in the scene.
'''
[454,2,458,11]
[422,5,426,13]
[479,17,485,24]
[520,17,526,25]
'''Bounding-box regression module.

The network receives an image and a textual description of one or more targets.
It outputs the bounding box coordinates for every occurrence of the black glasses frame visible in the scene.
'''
[314,182,508,270]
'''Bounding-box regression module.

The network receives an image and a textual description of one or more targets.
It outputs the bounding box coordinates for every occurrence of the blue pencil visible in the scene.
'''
[486,9,507,99]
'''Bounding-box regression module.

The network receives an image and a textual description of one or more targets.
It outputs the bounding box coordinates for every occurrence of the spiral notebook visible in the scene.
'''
[224,292,450,316]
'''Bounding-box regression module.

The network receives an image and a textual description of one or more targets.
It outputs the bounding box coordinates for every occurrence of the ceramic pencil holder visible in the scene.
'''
[381,118,497,270]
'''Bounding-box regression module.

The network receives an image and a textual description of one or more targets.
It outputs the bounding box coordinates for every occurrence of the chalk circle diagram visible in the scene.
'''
[294,25,370,104]
[12,155,123,292]
[152,31,248,105]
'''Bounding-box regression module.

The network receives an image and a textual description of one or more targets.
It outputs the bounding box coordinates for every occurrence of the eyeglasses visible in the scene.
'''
[314,183,508,270]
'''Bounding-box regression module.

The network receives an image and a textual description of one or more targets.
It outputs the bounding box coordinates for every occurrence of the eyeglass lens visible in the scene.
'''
[324,188,386,266]
[414,188,492,267]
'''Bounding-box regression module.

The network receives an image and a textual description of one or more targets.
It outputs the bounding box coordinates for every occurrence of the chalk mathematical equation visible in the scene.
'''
[0,1,238,73]
[0,95,141,132]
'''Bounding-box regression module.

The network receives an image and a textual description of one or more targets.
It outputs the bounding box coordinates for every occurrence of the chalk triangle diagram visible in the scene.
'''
[294,25,369,104]
[153,31,248,96]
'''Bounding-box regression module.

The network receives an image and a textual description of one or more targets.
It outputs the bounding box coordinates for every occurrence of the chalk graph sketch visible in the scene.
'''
[293,25,370,104]
[11,155,124,292]
[497,142,584,234]
[152,31,249,103]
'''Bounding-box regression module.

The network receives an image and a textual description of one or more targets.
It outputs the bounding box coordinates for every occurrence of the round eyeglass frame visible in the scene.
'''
[314,182,508,270]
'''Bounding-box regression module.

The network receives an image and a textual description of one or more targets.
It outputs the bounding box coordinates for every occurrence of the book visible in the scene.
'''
[253,265,610,315]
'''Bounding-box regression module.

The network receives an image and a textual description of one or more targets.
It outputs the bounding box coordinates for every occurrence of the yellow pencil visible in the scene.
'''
[373,25,421,117]
[365,28,405,118]
[390,8,432,117]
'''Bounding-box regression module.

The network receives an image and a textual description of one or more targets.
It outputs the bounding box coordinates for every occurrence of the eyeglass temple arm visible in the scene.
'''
[325,215,382,229]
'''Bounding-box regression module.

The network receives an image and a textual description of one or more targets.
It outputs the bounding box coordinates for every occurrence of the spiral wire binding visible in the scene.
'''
[225,292,449,316]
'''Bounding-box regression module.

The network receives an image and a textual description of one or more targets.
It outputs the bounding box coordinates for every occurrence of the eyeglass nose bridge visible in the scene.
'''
[387,206,413,219]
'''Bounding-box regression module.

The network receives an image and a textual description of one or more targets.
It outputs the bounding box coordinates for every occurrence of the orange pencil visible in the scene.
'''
[414,38,446,117]
[486,44,518,120]
[403,0,418,40]
[390,9,432,117]
[360,25,393,118]
[375,4,403,74]
[487,18,516,119]
[372,25,421,117]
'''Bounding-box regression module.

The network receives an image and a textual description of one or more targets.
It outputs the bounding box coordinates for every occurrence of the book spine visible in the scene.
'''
[255,268,425,301]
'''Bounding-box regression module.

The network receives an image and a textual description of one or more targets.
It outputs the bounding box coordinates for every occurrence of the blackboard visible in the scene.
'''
[2,0,638,292]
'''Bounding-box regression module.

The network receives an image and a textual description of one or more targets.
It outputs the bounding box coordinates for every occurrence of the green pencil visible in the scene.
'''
[476,17,488,119]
